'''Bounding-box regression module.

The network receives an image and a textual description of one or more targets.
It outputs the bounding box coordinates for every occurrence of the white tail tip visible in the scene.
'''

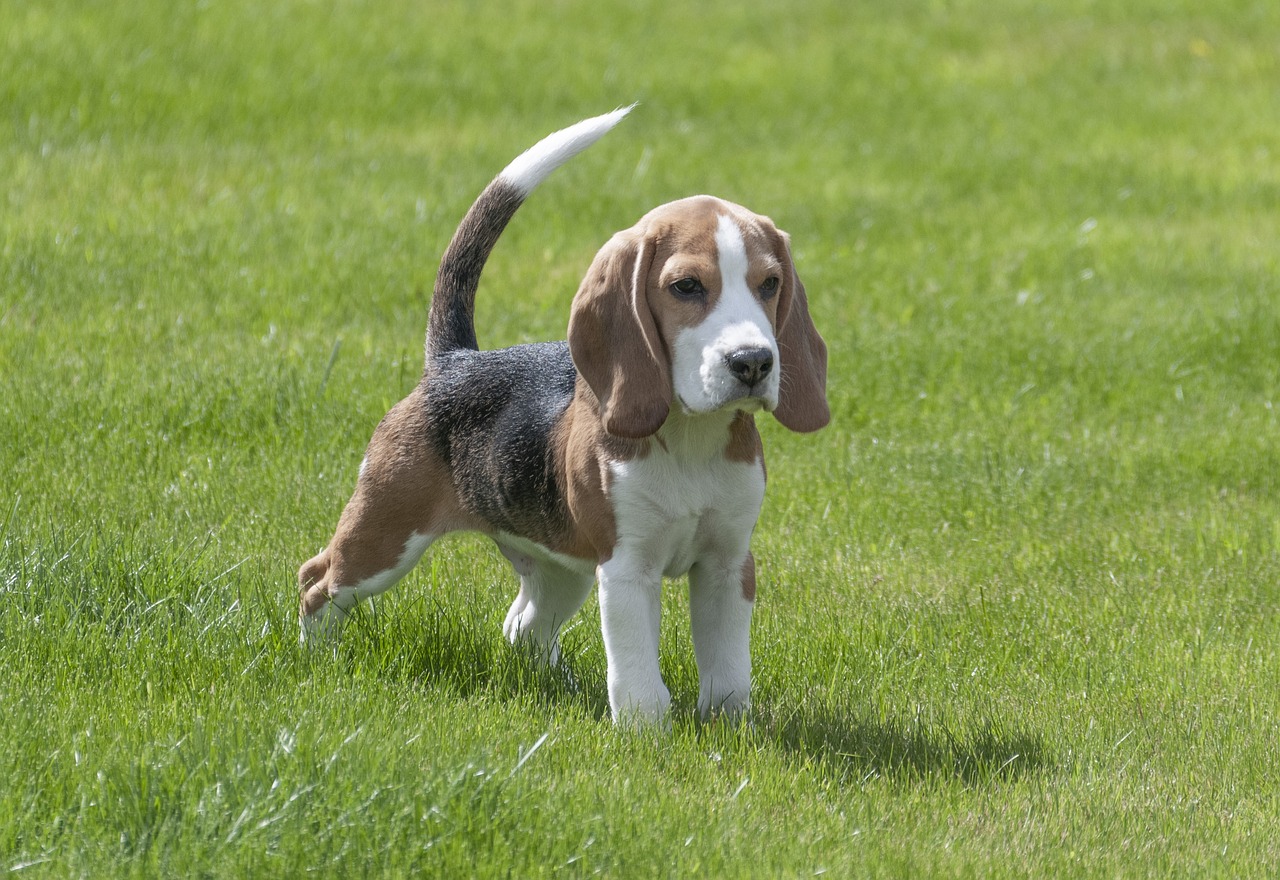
[498,104,636,196]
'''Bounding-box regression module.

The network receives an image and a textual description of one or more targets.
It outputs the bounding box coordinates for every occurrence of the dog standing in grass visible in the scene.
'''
[298,107,828,724]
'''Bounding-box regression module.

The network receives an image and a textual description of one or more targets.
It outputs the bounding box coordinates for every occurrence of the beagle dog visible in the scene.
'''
[298,107,828,724]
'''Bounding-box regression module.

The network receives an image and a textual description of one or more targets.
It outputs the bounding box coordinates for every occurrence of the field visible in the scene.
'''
[3,0,1279,875]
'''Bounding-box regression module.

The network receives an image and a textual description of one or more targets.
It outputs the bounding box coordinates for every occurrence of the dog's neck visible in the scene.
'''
[645,406,751,462]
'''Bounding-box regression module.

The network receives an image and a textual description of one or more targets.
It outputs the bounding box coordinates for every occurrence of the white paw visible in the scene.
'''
[502,597,528,644]
[610,679,672,726]
[298,603,345,646]
[698,687,750,721]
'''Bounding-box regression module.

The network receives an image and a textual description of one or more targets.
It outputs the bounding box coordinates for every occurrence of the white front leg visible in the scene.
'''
[688,553,755,719]
[597,558,670,724]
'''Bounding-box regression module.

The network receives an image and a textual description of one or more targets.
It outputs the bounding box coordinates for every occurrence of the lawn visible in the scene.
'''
[3,0,1279,875]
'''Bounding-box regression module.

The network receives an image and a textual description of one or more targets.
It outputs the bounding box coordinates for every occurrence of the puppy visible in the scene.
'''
[298,107,828,723]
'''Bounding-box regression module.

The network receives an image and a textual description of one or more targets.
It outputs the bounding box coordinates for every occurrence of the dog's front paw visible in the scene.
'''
[609,678,672,727]
[698,690,751,723]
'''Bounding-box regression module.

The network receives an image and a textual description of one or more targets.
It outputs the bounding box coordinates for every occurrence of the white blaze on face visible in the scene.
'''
[671,214,780,414]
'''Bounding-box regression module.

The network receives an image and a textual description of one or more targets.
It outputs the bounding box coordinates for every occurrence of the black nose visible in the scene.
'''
[725,347,774,387]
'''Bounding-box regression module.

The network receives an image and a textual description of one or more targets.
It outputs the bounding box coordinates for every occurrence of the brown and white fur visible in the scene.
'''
[297,107,828,724]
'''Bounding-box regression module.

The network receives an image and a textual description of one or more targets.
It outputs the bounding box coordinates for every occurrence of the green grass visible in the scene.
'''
[3,0,1280,875]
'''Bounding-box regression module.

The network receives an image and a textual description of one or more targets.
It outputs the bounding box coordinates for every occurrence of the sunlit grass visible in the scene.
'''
[3,0,1279,876]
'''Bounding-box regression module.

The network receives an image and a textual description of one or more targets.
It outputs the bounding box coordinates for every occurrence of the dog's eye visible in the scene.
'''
[759,276,780,299]
[670,277,705,298]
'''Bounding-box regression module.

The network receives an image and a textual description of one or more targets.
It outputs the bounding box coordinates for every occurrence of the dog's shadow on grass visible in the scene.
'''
[335,600,1047,786]
[748,700,1050,787]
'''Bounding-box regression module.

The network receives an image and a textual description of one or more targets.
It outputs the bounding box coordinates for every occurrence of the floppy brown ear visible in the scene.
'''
[567,231,671,438]
[772,236,829,433]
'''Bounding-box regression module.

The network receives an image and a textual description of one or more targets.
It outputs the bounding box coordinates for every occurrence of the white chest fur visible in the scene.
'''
[607,422,765,577]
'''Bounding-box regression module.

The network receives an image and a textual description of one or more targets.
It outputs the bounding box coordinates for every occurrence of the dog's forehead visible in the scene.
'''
[642,197,778,267]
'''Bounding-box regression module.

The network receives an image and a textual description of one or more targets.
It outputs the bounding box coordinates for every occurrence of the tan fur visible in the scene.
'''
[725,411,764,464]
[298,390,477,615]
[740,553,757,602]
[566,231,670,439]
[549,379,642,562]
[768,228,829,433]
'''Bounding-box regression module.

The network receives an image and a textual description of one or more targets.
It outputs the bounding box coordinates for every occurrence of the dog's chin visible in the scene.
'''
[676,391,773,417]
[730,396,769,414]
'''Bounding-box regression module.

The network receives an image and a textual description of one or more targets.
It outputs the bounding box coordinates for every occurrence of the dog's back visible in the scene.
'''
[425,342,577,545]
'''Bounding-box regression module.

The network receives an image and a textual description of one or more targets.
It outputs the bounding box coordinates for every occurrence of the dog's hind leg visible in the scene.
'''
[498,544,595,665]
[298,392,460,643]
[299,530,437,643]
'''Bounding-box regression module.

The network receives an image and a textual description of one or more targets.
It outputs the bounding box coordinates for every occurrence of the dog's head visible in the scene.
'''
[568,196,828,439]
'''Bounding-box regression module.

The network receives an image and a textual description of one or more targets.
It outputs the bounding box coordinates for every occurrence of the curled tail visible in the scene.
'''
[426,105,635,358]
